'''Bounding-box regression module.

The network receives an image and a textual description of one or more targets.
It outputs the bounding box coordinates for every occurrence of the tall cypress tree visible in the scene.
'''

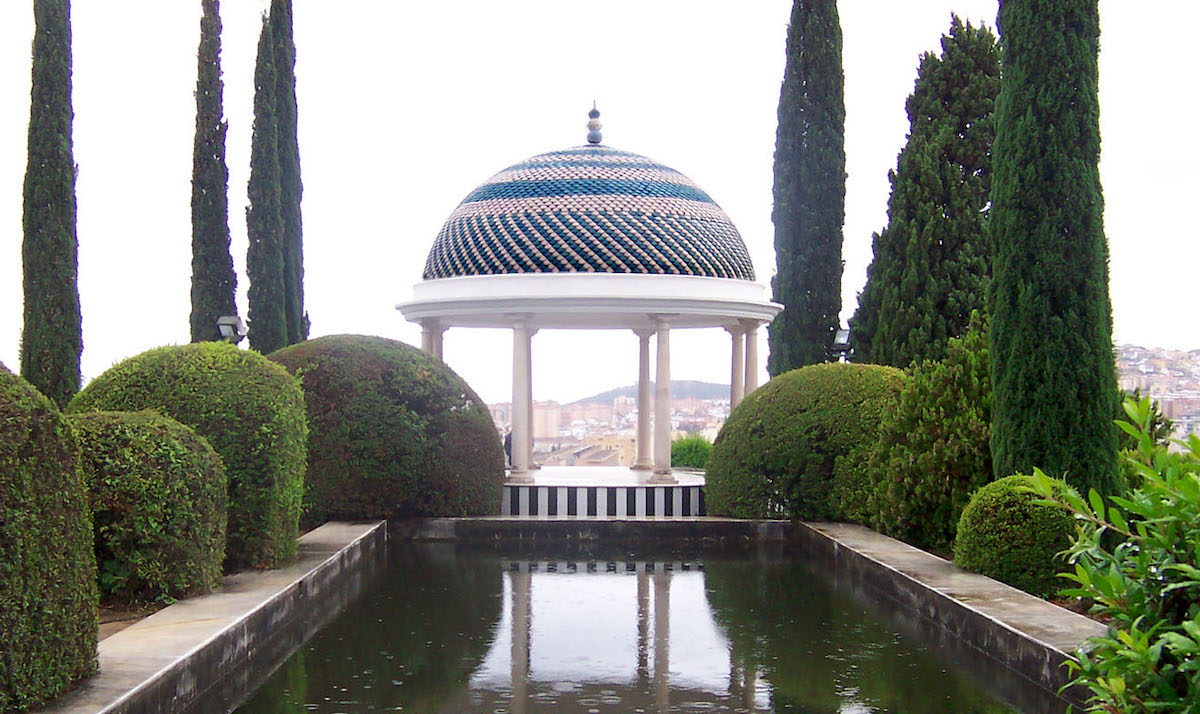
[189,0,237,343]
[989,0,1117,492]
[767,0,846,375]
[270,0,306,345]
[851,18,999,368]
[21,0,81,408]
[246,14,287,355]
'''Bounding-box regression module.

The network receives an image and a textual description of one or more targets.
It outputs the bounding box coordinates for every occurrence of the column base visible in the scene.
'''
[507,471,535,484]
[631,462,653,471]
[648,471,678,484]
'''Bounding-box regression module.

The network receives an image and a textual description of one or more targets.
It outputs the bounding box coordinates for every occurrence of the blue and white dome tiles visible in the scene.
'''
[422,120,756,282]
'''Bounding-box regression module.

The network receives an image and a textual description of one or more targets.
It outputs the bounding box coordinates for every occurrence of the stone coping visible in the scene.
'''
[38,521,386,714]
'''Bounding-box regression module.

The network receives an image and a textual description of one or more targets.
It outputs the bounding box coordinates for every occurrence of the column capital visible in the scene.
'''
[738,318,763,331]
[633,327,656,340]
[724,323,748,338]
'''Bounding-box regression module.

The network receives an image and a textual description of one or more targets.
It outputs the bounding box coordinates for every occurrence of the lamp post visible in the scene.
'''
[831,328,851,363]
[216,316,247,344]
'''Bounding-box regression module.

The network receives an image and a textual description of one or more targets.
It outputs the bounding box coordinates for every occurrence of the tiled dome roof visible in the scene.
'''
[422,145,755,281]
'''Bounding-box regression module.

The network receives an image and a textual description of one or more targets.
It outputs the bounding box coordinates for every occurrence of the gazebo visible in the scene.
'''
[398,109,780,516]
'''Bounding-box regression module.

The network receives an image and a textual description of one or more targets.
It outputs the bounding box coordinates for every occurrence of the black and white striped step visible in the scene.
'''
[501,484,705,518]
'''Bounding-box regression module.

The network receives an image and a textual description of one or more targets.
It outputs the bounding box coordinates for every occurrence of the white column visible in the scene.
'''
[431,324,446,360]
[652,317,676,481]
[743,320,760,396]
[634,329,654,470]
[727,325,746,408]
[420,320,434,353]
[527,329,539,469]
[510,320,532,482]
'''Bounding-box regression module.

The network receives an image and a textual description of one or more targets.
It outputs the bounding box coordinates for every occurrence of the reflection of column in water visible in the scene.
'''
[636,568,650,687]
[653,568,671,712]
[743,660,756,710]
[510,569,531,714]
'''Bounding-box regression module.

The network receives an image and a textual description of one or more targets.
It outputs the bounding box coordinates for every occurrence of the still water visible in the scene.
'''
[235,544,1021,713]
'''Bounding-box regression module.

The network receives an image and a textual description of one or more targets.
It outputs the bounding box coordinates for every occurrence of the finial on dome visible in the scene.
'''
[587,102,603,144]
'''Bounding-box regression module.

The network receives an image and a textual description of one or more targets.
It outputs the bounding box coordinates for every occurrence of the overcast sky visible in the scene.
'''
[2,1,1197,405]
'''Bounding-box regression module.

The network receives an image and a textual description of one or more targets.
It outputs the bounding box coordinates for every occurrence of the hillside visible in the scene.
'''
[569,380,728,405]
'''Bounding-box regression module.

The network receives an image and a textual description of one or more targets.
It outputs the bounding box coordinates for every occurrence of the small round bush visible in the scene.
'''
[707,362,905,520]
[671,434,713,470]
[953,474,1074,597]
[0,364,97,711]
[69,343,306,572]
[68,410,227,605]
[269,335,503,526]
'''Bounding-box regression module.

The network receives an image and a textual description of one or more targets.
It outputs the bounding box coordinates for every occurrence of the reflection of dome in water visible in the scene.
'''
[422,144,755,281]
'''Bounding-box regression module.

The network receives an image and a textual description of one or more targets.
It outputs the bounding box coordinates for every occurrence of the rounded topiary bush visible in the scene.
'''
[707,362,905,520]
[269,335,503,526]
[68,410,227,605]
[0,364,97,711]
[953,474,1074,597]
[69,343,306,571]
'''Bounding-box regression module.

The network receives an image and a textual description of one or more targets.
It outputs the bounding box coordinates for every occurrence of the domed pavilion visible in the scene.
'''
[398,109,780,515]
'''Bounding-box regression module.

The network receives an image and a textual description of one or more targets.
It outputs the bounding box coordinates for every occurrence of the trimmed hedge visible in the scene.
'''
[671,434,713,470]
[706,362,905,520]
[269,335,502,526]
[69,343,306,571]
[68,410,227,605]
[0,365,97,711]
[953,474,1074,597]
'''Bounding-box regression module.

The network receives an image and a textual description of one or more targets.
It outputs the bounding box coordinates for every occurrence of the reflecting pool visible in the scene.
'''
[235,544,1024,713]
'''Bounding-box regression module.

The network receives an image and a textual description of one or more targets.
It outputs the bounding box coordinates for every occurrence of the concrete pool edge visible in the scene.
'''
[39,521,386,714]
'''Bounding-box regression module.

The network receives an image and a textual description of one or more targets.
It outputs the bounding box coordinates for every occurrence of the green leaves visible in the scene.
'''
[1033,396,1200,711]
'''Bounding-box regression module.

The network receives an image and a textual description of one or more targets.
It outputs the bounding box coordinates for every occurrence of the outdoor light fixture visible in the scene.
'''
[216,315,247,344]
[831,328,851,362]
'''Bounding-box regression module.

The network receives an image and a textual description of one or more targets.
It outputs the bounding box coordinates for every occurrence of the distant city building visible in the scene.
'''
[489,387,724,467]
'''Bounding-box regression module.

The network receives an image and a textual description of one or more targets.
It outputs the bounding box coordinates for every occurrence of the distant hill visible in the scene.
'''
[569,380,728,405]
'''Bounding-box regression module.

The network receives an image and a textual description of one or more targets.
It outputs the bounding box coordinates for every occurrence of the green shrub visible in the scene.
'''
[671,434,713,470]
[68,410,227,605]
[706,362,905,520]
[1028,397,1200,712]
[953,474,1073,597]
[0,365,97,711]
[69,343,306,571]
[869,312,992,551]
[269,335,502,525]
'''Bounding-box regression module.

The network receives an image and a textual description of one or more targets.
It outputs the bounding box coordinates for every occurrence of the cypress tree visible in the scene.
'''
[271,0,306,345]
[189,0,237,343]
[767,0,846,375]
[21,0,81,408]
[246,15,287,355]
[851,17,999,368]
[989,0,1118,492]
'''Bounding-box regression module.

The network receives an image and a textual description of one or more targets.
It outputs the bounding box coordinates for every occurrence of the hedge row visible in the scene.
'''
[69,410,227,604]
[269,334,503,526]
[706,362,906,520]
[1,365,97,711]
[70,342,306,571]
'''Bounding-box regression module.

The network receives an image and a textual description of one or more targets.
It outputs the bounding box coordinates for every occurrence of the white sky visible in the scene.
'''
[1,1,1196,405]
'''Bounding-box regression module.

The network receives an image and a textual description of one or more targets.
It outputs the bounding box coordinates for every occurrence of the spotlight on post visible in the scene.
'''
[831,328,851,363]
[216,315,247,344]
